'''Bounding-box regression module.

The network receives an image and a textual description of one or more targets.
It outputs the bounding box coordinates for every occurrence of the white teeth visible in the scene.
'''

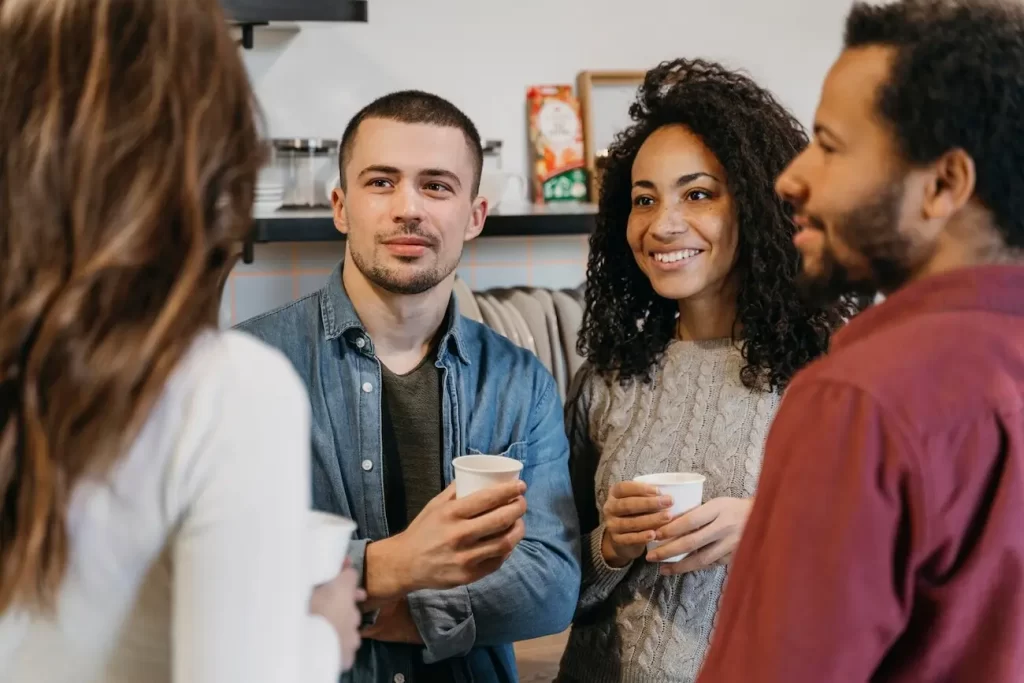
[654,249,702,263]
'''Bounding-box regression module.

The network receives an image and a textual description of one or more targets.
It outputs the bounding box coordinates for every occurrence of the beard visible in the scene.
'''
[797,181,915,308]
[348,222,460,296]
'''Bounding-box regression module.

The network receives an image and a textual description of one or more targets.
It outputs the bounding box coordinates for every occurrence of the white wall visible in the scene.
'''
[224,0,853,326]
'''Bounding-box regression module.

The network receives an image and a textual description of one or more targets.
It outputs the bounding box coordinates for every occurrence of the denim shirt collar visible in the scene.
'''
[319,260,471,365]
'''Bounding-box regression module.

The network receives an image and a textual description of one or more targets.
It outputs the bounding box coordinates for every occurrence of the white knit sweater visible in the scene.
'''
[558,339,781,683]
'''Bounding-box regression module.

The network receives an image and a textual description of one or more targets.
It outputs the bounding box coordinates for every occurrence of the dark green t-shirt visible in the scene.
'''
[379,354,444,533]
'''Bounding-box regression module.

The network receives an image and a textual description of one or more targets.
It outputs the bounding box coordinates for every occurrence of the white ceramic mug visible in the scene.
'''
[452,454,524,498]
[633,472,706,563]
[478,171,526,211]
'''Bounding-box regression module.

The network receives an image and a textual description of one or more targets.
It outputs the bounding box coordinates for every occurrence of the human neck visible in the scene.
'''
[906,212,1013,288]
[676,283,737,342]
[342,255,452,372]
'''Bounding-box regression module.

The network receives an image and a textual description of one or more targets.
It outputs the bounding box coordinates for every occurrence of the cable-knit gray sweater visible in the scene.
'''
[557,339,781,683]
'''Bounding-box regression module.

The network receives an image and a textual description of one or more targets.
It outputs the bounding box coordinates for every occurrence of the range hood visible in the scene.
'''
[222,0,368,24]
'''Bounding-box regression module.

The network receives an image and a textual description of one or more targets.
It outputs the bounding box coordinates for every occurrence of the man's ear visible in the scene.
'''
[922,148,975,221]
[464,194,488,242]
[331,186,348,237]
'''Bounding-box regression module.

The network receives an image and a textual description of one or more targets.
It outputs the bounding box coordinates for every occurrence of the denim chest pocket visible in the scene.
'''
[466,440,527,463]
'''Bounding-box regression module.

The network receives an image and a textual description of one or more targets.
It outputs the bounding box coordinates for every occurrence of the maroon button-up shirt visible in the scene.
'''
[697,265,1024,683]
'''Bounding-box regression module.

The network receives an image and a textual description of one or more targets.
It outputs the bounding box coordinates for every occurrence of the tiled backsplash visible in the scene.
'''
[220,235,590,328]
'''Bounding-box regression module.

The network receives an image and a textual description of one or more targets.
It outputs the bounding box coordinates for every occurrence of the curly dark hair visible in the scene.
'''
[579,58,856,391]
[846,0,1024,249]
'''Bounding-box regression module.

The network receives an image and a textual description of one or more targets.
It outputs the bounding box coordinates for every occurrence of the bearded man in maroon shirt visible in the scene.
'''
[697,1,1024,682]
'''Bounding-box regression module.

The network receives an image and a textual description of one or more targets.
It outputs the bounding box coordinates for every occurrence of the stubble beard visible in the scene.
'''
[797,181,913,308]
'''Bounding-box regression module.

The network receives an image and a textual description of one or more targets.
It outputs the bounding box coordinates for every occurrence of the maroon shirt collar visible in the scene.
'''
[831,264,1024,352]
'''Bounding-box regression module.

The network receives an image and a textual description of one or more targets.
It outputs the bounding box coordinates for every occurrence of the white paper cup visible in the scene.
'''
[452,454,524,499]
[633,472,706,563]
[307,511,357,587]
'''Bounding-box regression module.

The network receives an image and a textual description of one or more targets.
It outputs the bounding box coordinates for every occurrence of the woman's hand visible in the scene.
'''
[646,497,752,575]
[310,564,366,672]
[600,481,675,568]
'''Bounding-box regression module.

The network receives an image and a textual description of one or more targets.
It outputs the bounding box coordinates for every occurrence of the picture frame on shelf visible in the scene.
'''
[576,70,647,203]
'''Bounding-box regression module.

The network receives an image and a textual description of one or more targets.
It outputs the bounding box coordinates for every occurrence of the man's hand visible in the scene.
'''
[646,497,753,575]
[364,480,528,600]
[360,598,424,644]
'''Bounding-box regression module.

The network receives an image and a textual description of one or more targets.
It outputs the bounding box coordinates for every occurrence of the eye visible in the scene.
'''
[815,138,836,155]
[368,178,393,189]
[424,182,453,194]
[686,189,711,201]
[632,195,655,207]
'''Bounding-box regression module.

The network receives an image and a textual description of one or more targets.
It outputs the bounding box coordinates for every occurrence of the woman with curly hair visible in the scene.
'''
[556,58,856,683]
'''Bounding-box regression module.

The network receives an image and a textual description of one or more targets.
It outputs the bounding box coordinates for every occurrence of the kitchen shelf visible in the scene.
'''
[226,0,367,49]
[251,204,598,244]
[223,0,368,24]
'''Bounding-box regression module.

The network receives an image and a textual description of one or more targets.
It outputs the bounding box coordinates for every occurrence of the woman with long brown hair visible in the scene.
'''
[0,1,361,681]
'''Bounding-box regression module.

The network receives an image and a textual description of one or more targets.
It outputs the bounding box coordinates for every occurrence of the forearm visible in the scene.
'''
[408,537,579,656]
[407,373,581,661]
[360,598,424,645]
[576,525,632,618]
[470,539,579,643]
[360,535,412,611]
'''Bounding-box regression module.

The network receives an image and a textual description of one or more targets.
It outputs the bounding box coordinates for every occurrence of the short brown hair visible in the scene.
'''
[338,90,484,195]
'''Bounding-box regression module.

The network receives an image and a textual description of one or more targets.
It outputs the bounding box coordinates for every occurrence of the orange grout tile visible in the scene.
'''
[231,268,335,278]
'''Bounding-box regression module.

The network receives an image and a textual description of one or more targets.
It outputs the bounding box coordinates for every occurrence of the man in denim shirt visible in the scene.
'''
[238,90,580,682]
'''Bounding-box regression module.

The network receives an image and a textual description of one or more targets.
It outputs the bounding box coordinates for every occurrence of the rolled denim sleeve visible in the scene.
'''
[346,538,382,628]
[407,373,582,663]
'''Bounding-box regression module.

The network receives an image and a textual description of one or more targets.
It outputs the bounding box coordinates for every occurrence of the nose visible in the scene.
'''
[649,203,689,242]
[390,181,425,224]
[775,151,809,207]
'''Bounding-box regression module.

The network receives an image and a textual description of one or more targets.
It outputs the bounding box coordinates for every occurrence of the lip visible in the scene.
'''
[648,246,706,255]
[647,246,705,271]
[382,235,434,258]
[791,214,821,232]
[384,236,432,247]
[793,228,819,250]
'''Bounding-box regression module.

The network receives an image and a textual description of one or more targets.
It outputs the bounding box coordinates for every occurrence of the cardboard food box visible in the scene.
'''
[527,85,589,204]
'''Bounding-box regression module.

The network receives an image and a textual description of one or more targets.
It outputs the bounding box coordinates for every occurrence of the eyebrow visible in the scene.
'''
[357,164,464,190]
[632,172,720,190]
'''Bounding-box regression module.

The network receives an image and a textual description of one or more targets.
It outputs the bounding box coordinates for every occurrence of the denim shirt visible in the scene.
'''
[236,263,581,683]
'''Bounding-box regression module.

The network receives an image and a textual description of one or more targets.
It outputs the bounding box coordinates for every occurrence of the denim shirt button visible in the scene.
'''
[355,336,366,349]
[393,675,405,683]
[361,459,373,472]
[361,382,373,393]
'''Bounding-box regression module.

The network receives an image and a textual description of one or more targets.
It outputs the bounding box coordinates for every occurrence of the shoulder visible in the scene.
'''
[566,361,616,405]
[459,316,558,398]
[170,330,310,430]
[802,310,1020,434]
[233,291,322,355]
[122,330,310,523]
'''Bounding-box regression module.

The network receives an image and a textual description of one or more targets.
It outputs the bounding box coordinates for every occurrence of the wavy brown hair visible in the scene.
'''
[0,0,264,612]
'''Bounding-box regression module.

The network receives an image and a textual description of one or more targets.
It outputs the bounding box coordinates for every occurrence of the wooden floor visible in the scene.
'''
[514,630,569,683]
